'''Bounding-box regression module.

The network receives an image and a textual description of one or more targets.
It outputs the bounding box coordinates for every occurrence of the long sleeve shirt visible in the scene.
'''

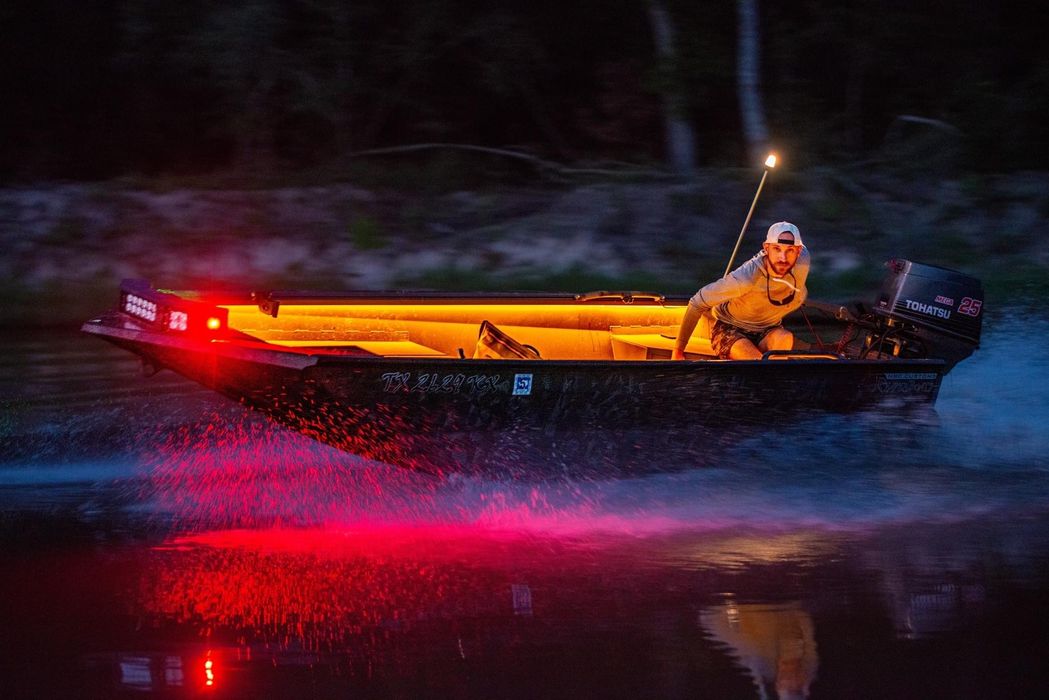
[689,247,810,332]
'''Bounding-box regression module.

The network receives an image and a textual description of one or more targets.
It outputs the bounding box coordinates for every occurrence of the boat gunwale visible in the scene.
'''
[82,316,947,374]
[159,287,688,307]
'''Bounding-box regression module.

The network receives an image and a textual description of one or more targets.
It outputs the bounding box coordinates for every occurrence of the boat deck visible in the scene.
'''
[264,339,449,357]
[222,299,721,361]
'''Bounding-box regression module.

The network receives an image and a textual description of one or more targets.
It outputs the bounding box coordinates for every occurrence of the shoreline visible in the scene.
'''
[3,169,1046,326]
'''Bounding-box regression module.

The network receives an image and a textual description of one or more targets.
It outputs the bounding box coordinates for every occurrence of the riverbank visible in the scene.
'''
[3,167,1046,326]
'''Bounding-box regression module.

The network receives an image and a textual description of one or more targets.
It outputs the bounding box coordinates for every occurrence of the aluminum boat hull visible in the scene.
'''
[83,314,945,476]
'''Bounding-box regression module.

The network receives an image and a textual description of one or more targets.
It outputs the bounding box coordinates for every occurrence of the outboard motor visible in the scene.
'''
[864,259,983,372]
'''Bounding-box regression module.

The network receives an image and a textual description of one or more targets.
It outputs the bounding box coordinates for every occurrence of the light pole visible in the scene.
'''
[724,153,777,277]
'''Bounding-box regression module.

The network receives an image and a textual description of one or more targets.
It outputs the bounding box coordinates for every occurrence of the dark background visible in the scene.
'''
[4,0,1048,182]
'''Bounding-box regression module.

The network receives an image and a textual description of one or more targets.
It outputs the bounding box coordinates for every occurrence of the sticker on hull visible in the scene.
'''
[512,373,533,396]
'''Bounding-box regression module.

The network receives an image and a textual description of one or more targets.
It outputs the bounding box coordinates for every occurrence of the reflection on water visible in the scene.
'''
[700,601,817,700]
[3,314,1049,697]
[6,520,1049,698]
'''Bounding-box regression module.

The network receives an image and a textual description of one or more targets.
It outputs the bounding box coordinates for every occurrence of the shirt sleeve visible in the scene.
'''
[688,254,763,311]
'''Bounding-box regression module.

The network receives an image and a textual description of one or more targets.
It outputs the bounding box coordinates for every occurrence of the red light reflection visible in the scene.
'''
[140,410,437,529]
[136,526,579,660]
[139,408,639,535]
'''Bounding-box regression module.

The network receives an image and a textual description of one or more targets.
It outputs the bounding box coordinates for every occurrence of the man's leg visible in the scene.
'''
[727,337,763,359]
[759,327,794,353]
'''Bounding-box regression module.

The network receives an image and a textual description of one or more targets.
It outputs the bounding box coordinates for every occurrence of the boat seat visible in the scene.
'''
[611,333,714,360]
[473,320,541,360]
[610,313,715,360]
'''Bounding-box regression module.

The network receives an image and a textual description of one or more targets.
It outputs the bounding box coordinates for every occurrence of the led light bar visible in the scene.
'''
[123,293,158,322]
[118,279,228,335]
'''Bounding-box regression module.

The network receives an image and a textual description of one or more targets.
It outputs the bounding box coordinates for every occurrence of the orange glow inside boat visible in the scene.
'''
[219,299,716,360]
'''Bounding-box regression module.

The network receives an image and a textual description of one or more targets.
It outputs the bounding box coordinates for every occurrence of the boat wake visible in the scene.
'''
[3,313,1048,538]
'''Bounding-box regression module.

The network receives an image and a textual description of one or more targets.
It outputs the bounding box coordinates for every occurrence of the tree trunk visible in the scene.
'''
[736,0,770,164]
[647,0,696,176]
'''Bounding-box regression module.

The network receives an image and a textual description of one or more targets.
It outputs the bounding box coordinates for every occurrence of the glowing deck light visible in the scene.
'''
[206,317,222,331]
[764,153,777,169]
[204,656,214,687]
[169,310,189,332]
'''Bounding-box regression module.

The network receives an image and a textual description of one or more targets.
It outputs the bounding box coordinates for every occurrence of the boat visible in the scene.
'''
[82,259,983,476]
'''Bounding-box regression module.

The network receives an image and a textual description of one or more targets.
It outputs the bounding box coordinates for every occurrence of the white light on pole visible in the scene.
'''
[724,153,778,277]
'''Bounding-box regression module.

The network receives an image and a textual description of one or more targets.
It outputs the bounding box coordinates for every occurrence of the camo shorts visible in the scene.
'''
[710,321,778,359]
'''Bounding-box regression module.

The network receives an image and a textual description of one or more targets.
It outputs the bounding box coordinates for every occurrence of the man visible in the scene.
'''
[672,221,809,360]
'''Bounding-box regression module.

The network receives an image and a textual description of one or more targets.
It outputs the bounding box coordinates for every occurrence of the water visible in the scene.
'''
[3,315,1049,699]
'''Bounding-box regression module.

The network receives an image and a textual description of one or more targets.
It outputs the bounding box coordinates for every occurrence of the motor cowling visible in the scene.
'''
[865,259,983,371]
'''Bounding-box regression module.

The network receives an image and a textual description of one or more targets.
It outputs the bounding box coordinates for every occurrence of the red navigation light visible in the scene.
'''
[206,317,222,331]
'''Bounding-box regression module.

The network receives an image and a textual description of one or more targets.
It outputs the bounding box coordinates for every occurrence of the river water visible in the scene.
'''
[3,313,1049,699]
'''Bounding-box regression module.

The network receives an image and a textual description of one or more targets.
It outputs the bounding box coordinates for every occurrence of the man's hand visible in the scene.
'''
[671,348,685,361]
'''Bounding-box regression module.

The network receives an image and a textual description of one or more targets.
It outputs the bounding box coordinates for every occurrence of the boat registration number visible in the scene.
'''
[380,371,505,396]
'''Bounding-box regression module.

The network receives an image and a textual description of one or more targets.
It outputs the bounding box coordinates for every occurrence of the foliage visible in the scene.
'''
[347,216,385,250]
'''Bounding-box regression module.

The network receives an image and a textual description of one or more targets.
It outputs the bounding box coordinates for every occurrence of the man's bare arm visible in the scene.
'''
[672,301,705,359]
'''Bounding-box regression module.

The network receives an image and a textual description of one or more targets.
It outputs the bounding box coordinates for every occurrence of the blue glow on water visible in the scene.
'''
[935,312,1049,468]
[0,460,141,486]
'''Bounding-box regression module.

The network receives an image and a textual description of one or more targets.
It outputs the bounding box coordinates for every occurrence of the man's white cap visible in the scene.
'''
[765,221,803,246]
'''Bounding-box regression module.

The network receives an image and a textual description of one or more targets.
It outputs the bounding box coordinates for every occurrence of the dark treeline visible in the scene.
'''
[3,0,1047,182]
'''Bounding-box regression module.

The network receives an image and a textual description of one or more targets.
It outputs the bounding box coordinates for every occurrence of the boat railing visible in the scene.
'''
[761,349,844,361]
[574,291,666,304]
